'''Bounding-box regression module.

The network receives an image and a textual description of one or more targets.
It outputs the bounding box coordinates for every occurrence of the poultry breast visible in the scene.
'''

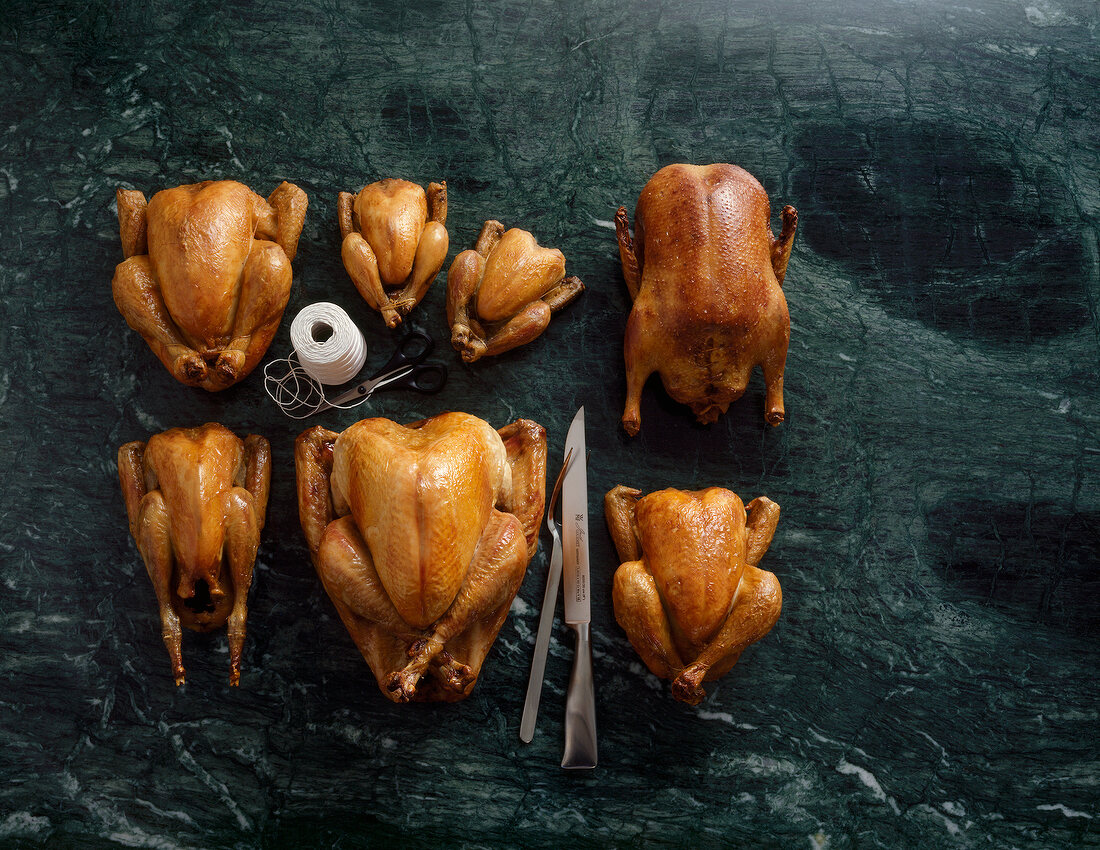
[615,163,797,433]
[296,412,546,702]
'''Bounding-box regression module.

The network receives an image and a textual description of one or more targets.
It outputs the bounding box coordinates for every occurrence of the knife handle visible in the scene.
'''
[561,622,597,769]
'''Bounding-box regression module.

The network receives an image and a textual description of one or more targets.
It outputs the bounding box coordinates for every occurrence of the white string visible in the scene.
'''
[263,302,369,419]
[290,302,368,383]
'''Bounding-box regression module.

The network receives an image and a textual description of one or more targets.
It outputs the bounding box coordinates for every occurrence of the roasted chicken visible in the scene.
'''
[338,178,449,328]
[448,221,584,361]
[112,180,307,390]
[117,423,271,686]
[296,412,546,702]
[615,164,797,433]
[605,485,782,705]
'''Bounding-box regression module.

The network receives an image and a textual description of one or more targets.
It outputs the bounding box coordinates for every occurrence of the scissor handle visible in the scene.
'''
[402,363,448,394]
[370,330,433,380]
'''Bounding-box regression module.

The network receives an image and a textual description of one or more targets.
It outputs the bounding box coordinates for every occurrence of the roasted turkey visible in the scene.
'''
[117,423,271,685]
[296,412,546,702]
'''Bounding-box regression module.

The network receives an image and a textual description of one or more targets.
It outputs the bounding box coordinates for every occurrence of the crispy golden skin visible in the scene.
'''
[605,485,782,705]
[117,423,271,686]
[447,221,584,362]
[338,178,449,328]
[296,412,547,703]
[112,180,307,391]
[615,164,797,433]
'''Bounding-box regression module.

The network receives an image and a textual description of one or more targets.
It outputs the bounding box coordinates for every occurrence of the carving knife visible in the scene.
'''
[560,406,597,769]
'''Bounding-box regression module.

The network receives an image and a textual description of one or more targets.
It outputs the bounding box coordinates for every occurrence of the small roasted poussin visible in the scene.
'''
[296,412,546,702]
[338,178,449,328]
[605,485,782,705]
[447,220,584,362]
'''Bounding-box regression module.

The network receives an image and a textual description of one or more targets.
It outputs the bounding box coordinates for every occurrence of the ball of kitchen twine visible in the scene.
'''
[262,302,369,419]
[289,302,367,384]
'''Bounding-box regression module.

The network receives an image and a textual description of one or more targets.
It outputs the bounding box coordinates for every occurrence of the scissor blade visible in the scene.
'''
[324,365,414,408]
[325,381,372,408]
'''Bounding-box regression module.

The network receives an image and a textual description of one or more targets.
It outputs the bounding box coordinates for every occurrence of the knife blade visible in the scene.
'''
[560,406,597,769]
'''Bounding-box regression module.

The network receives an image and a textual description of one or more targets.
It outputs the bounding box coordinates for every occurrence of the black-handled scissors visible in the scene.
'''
[314,330,448,414]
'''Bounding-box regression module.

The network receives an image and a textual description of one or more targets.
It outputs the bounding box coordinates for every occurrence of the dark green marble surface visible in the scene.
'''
[1,0,1098,846]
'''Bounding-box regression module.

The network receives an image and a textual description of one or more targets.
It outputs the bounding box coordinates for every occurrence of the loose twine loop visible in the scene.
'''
[263,302,369,419]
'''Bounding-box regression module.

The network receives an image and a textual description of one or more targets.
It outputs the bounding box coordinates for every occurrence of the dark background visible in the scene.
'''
[1,0,1097,847]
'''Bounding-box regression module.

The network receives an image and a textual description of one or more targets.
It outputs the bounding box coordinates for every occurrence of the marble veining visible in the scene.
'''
[1,0,1097,847]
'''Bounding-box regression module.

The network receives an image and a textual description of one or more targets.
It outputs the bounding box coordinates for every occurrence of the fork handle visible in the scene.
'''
[519,537,563,743]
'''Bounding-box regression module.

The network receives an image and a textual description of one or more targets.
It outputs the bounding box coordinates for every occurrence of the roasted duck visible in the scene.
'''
[615,164,797,433]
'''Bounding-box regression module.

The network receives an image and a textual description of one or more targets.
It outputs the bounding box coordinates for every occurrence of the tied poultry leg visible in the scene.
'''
[480,301,552,358]
[669,566,782,705]
[316,516,473,697]
[385,509,528,702]
[336,190,391,326]
[447,249,489,361]
[342,232,400,328]
[448,220,506,362]
[111,255,208,386]
[119,442,183,683]
[387,218,448,322]
[474,274,585,360]
[670,498,782,704]
[607,483,682,677]
[136,491,186,685]
[612,560,686,681]
[215,240,293,388]
[605,486,686,679]
[384,181,449,323]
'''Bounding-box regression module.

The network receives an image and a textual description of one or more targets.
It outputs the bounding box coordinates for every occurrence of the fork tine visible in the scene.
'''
[547,448,574,533]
